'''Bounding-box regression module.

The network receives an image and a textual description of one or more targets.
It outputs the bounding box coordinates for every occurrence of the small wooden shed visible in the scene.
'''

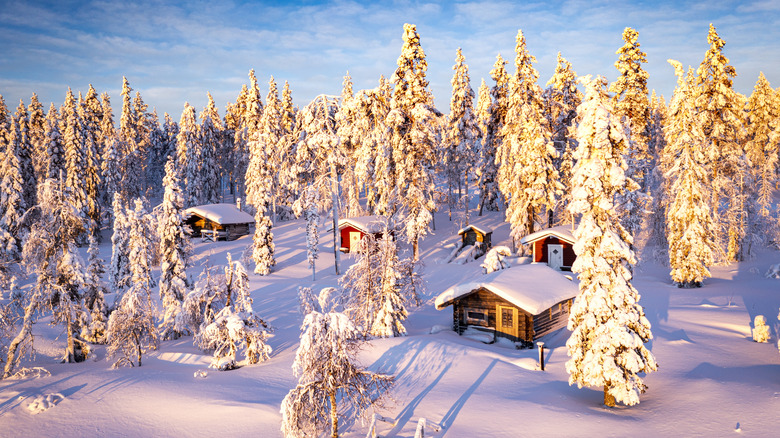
[338,216,388,253]
[458,224,493,250]
[184,204,254,241]
[435,264,578,346]
[520,225,577,271]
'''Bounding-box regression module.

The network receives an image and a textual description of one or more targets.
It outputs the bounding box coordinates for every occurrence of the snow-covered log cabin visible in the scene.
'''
[458,224,493,251]
[519,225,577,271]
[338,216,389,253]
[184,204,254,241]
[435,264,578,346]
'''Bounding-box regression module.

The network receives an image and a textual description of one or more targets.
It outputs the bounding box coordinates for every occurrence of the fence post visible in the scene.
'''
[537,341,545,371]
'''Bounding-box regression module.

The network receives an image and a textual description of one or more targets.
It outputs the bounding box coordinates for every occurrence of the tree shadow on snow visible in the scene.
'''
[685,362,780,388]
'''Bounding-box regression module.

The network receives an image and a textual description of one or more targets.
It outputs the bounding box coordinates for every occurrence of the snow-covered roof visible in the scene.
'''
[184,204,254,225]
[520,224,576,245]
[457,224,493,235]
[435,264,578,315]
[338,216,388,234]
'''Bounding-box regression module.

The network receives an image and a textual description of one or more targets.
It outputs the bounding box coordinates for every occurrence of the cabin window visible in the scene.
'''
[464,308,489,326]
[501,308,514,328]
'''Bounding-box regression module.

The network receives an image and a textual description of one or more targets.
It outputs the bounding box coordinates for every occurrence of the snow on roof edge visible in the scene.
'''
[457,224,493,235]
[435,264,578,315]
[184,204,254,225]
[519,225,576,245]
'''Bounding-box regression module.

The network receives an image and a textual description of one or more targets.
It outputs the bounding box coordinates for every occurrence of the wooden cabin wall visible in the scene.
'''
[452,288,535,343]
[532,298,573,339]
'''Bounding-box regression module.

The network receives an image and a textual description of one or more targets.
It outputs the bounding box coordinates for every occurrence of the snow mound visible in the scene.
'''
[27,393,64,414]
[7,367,51,380]
[158,352,211,366]
[194,369,208,379]
[462,327,493,344]
[429,324,450,334]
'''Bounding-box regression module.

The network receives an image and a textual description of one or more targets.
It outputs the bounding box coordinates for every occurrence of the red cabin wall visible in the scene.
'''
[532,236,575,267]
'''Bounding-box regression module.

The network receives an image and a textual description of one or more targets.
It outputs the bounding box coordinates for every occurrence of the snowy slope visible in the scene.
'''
[2,211,780,437]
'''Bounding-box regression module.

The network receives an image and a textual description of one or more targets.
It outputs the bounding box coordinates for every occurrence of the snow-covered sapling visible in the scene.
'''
[281,287,393,438]
[752,315,770,343]
[194,254,272,370]
[481,246,512,274]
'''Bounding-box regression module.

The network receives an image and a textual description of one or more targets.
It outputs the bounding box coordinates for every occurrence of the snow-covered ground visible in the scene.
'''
[2,211,780,437]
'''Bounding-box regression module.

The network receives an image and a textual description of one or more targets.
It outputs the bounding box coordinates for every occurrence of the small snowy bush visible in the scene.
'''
[752,315,770,343]
[481,246,512,274]
[765,263,780,279]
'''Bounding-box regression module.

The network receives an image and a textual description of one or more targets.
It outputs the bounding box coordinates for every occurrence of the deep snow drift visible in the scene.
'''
[2,211,779,437]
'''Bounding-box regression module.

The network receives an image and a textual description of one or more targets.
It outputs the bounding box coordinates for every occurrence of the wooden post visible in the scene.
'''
[537,342,545,371]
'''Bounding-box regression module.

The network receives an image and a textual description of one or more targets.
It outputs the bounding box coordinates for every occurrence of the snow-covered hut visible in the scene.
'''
[435,264,577,345]
[520,225,576,271]
[184,203,254,241]
[458,224,493,250]
[338,216,389,253]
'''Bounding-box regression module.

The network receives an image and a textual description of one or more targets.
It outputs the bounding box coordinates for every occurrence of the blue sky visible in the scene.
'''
[1,0,779,121]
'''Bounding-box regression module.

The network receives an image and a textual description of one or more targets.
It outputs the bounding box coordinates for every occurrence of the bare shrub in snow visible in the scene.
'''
[752,315,769,343]
[481,246,512,274]
[281,287,393,438]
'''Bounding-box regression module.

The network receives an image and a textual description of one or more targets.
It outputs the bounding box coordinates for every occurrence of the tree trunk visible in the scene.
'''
[413,237,419,262]
[464,174,469,225]
[331,161,340,275]
[64,299,76,363]
[3,293,38,379]
[603,385,616,407]
[136,332,143,367]
[330,390,339,438]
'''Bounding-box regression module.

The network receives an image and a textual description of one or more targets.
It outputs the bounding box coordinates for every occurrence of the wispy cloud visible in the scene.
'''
[1,0,778,119]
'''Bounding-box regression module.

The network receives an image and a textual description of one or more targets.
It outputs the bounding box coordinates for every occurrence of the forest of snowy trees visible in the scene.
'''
[2,21,780,435]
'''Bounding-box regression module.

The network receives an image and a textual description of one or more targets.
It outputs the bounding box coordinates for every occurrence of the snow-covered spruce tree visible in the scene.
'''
[109,193,132,296]
[277,80,299,218]
[176,265,222,336]
[664,61,716,288]
[233,70,265,207]
[565,76,657,407]
[498,30,561,251]
[107,198,158,368]
[13,99,36,209]
[443,48,480,222]
[132,90,154,195]
[610,27,652,242]
[117,77,142,201]
[478,55,509,215]
[43,103,65,185]
[246,114,276,276]
[81,234,108,344]
[388,23,439,261]
[258,77,286,222]
[335,72,365,219]
[199,93,223,205]
[645,91,669,249]
[61,88,90,242]
[80,85,104,236]
[99,93,120,216]
[22,178,91,363]
[195,254,272,370]
[369,233,408,338]
[695,24,747,261]
[27,93,47,188]
[293,185,319,281]
[157,157,192,339]
[281,287,393,438]
[0,117,26,267]
[177,102,202,208]
[293,95,343,273]
[544,52,581,224]
[752,315,770,343]
[744,73,778,229]
[337,78,393,216]
[340,234,380,334]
